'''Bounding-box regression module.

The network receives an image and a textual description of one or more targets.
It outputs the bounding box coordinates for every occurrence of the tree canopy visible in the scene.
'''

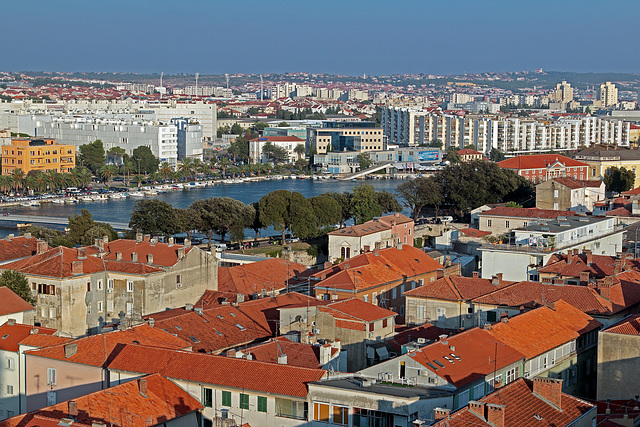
[351,184,383,224]
[78,139,105,174]
[605,166,635,193]
[259,190,316,242]
[189,197,253,244]
[131,146,159,174]
[67,209,118,246]
[262,142,288,165]
[129,200,180,237]
[0,270,34,304]
[309,194,342,231]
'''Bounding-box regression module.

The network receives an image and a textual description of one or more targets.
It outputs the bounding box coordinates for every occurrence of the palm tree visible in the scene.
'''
[193,158,203,181]
[11,169,25,195]
[98,165,118,184]
[217,157,230,178]
[179,158,194,181]
[160,162,172,182]
[133,174,144,187]
[0,175,13,195]
[294,143,305,160]
[44,170,61,192]
[72,167,92,189]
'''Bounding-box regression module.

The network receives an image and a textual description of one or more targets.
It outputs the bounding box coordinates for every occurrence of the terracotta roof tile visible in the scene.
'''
[107,344,326,397]
[434,378,595,426]
[218,258,307,296]
[408,328,525,387]
[486,301,602,359]
[245,336,322,369]
[0,287,34,316]
[0,373,202,427]
[498,154,587,170]
[324,298,396,322]
[102,239,195,267]
[478,206,574,219]
[404,276,515,301]
[0,236,38,262]
[25,324,190,366]
[0,323,58,352]
[602,314,640,335]
[459,228,491,237]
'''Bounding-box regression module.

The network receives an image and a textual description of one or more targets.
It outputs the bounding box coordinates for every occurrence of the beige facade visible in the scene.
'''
[597,321,640,400]
[600,81,619,107]
[575,147,640,189]
[536,179,605,212]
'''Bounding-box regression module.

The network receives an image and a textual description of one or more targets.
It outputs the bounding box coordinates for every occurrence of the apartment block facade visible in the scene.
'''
[1,138,75,175]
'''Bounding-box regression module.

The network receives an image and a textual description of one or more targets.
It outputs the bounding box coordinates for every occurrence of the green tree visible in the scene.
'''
[249,202,265,241]
[376,190,402,214]
[428,139,443,148]
[443,148,461,164]
[131,146,159,175]
[506,201,523,208]
[262,142,289,165]
[350,184,383,224]
[294,143,305,160]
[326,192,353,228]
[253,122,268,132]
[259,190,316,242]
[489,148,506,162]
[230,123,244,135]
[228,137,249,162]
[67,209,117,245]
[80,223,118,246]
[106,146,127,165]
[309,194,342,231]
[71,167,92,188]
[98,164,118,184]
[357,153,373,170]
[189,197,254,244]
[0,270,34,304]
[277,121,290,127]
[22,226,73,248]
[129,200,178,237]
[78,140,105,174]
[397,177,436,219]
[604,166,636,193]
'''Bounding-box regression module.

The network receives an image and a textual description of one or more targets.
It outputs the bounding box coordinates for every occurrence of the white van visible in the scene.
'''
[214,243,227,252]
[441,216,454,224]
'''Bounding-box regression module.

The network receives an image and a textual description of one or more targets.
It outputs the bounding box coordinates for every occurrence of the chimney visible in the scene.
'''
[150,238,158,246]
[139,379,148,397]
[64,343,78,358]
[598,276,614,300]
[397,243,403,250]
[613,260,622,275]
[95,238,104,252]
[37,240,49,255]
[433,408,451,422]
[437,269,445,279]
[116,251,122,261]
[373,248,379,256]
[579,271,590,285]
[143,234,151,242]
[184,239,191,248]
[491,274,502,285]
[148,318,155,328]
[178,247,186,259]
[5,234,12,241]
[7,318,15,326]
[131,252,138,262]
[77,247,87,259]
[168,237,175,246]
[277,353,288,364]
[71,261,83,275]
[323,261,332,269]
[185,303,193,311]
[30,328,39,334]
[472,271,479,278]
[68,400,78,417]
[533,378,562,409]
[486,403,506,427]
[320,273,326,280]
[468,401,485,419]
[24,232,32,239]
[146,253,153,264]
[237,293,245,303]
[135,232,143,243]
[344,261,350,269]
[552,278,564,285]
[585,250,593,265]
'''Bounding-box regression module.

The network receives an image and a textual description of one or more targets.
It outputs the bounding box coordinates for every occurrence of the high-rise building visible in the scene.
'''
[600,81,619,107]
[549,81,574,104]
[1,138,75,176]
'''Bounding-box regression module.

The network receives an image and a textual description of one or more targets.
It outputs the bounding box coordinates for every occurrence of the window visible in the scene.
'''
[6,385,13,395]
[382,318,388,328]
[486,311,497,322]
[363,295,369,303]
[240,393,249,410]
[126,302,133,315]
[49,308,56,318]
[222,390,231,407]
[436,307,446,322]
[505,221,510,228]
[46,391,56,405]
[107,279,114,289]
[176,275,182,284]
[97,301,103,312]
[505,367,518,384]
[372,292,377,304]
[333,405,348,425]
[314,402,330,422]
[276,398,306,419]
[473,383,485,399]
[258,396,267,413]
[107,301,114,312]
[203,388,212,407]
[87,303,91,314]
[5,358,14,370]
[127,281,133,292]
[47,368,56,385]
[97,280,103,290]
[87,282,91,292]
[487,219,492,227]
[554,189,559,198]
[392,287,397,299]
[417,304,426,320]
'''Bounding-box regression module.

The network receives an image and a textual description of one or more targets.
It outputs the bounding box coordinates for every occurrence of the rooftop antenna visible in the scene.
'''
[225,73,230,89]
[160,72,163,89]
[260,75,264,101]
[195,72,199,98]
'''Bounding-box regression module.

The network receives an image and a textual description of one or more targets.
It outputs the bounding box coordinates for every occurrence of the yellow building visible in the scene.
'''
[1,138,75,175]
[574,147,640,189]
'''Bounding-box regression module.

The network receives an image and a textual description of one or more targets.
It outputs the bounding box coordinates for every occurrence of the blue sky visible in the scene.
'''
[2,0,638,75]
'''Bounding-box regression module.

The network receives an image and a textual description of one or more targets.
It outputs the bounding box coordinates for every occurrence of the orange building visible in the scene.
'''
[1,138,75,175]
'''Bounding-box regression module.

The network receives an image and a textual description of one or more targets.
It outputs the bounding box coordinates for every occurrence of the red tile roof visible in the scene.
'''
[1,246,164,278]
[107,344,326,397]
[323,298,396,323]
[498,154,587,170]
[486,300,602,359]
[408,328,525,387]
[378,213,414,225]
[0,287,34,316]
[404,275,516,301]
[244,336,322,369]
[537,252,622,278]
[0,374,202,427]
[602,314,640,335]
[218,258,307,296]
[314,246,443,292]
[459,228,491,238]
[0,235,38,262]
[328,222,391,237]
[25,324,190,366]
[102,239,195,267]
[434,378,595,426]
[458,149,482,155]
[478,206,573,219]
[0,323,59,352]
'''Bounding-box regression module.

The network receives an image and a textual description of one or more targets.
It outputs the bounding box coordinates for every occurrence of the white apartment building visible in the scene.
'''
[381,106,632,153]
[171,118,204,161]
[15,114,179,165]
[248,136,305,164]
[600,82,619,108]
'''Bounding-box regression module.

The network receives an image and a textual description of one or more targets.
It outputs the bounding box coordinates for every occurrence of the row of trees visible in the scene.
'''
[79,140,159,176]
[0,167,93,195]
[397,160,534,218]
[128,184,402,245]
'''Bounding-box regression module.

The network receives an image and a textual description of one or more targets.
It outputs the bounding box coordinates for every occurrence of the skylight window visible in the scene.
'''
[1,335,8,339]
[217,315,224,319]
[426,362,438,371]
[433,360,445,368]
[230,312,236,317]
[235,324,246,331]
[175,325,182,330]
[189,336,200,343]
[215,331,223,336]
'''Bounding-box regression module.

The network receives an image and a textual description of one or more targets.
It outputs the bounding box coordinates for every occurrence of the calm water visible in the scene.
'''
[0,178,409,238]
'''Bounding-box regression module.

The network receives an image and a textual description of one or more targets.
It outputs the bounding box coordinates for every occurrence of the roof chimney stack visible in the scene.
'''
[64,343,78,358]
[278,353,288,365]
[68,400,78,417]
[37,240,49,255]
[433,408,451,422]
[472,271,479,278]
[71,261,83,275]
[136,232,143,243]
[178,247,186,259]
[138,379,148,397]
[77,247,87,259]
[486,403,506,427]
[533,378,562,410]
[168,237,175,246]
[184,239,191,248]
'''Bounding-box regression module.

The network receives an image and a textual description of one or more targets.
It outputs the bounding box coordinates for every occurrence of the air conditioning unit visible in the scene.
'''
[177,283,183,289]
[417,338,426,344]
